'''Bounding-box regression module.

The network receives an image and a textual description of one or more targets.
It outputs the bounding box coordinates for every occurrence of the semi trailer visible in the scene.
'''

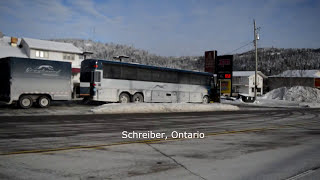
[0,57,72,108]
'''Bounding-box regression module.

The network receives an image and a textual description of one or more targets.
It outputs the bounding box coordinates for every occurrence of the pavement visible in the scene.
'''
[0,105,320,179]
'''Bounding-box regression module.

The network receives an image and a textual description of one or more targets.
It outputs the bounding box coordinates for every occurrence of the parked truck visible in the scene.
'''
[0,57,72,108]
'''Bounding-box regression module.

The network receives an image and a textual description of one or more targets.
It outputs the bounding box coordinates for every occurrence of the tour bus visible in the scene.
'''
[79,59,213,103]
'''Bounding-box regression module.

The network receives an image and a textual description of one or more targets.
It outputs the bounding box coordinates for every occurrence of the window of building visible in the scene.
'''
[63,53,75,60]
[257,88,261,93]
[35,50,48,58]
[252,88,254,92]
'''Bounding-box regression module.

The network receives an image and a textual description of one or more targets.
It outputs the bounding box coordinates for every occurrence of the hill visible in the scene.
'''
[53,39,204,72]
[234,48,320,76]
[53,39,320,76]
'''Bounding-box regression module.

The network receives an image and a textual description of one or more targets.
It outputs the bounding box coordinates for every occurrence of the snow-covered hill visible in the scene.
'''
[53,39,320,75]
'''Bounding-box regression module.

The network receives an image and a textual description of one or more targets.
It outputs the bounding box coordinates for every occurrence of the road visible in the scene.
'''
[0,108,320,179]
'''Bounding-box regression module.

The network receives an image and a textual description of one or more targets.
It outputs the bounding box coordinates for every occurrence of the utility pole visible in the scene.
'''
[253,20,258,100]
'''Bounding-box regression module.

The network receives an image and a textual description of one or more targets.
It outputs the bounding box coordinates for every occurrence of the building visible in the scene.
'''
[232,71,267,97]
[268,70,320,90]
[0,35,84,96]
[20,38,83,67]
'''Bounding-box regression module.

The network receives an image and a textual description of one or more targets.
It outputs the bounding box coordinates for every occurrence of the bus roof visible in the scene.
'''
[84,59,213,76]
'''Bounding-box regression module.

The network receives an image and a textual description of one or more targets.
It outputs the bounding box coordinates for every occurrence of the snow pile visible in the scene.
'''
[91,103,239,114]
[264,86,320,103]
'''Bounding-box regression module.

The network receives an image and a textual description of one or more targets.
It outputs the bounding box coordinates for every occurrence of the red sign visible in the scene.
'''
[224,74,231,79]
[204,51,217,73]
[218,59,231,67]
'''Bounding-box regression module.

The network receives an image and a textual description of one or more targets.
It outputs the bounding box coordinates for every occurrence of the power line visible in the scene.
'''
[224,41,253,55]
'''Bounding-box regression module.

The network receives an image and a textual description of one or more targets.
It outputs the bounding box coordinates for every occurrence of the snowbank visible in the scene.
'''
[263,86,320,103]
[91,103,239,114]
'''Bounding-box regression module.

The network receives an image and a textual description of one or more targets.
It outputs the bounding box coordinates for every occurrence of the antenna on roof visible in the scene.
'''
[113,55,129,62]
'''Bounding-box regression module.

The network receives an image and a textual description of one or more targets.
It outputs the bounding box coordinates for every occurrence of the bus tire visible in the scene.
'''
[119,93,130,103]
[37,96,51,108]
[133,93,144,103]
[202,96,209,104]
[18,95,33,109]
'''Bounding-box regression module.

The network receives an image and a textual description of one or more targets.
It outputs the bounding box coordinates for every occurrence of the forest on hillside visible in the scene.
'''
[53,39,320,76]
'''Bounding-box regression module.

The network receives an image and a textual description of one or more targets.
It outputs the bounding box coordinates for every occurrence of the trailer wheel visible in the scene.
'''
[19,95,33,109]
[119,93,130,103]
[202,96,209,104]
[37,96,51,108]
[133,93,144,103]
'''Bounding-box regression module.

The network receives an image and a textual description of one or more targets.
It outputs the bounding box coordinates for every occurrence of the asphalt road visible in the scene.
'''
[0,108,320,179]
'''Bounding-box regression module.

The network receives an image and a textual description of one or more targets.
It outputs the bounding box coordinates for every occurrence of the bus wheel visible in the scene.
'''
[133,93,144,103]
[202,96,209,104]
[19,95,33,109]
[37,96,51,108]
[119,93,130,103]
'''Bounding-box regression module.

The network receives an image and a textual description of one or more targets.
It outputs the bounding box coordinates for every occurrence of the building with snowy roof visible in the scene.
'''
[268,70,320,90]
[20,37,83,68]
[232,71,267,97]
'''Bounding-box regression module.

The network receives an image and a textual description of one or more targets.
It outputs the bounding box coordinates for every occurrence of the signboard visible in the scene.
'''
[216,55,233,96]
[220,79,231,94]
[216,55,233,79]
[204,50,217,73]
[315,78,320,88]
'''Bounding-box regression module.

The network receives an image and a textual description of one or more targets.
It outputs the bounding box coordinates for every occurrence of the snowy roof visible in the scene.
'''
[22,38,83,54]
[233,71,267,78]
[271,70,320,78]
[0,36,28,58]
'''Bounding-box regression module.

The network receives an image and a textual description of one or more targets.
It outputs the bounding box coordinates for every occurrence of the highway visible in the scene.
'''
[0,108,320,179]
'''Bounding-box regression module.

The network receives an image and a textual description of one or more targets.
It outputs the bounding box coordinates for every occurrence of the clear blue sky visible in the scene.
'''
[0,0,319,56]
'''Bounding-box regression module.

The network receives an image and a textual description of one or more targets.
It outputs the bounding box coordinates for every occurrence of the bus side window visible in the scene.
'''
[152,70,161,82]
[103,64,121,79]
[121,66,137,80]
[179,73,189,84]
[137,68,152,81]
[168,72,178,83]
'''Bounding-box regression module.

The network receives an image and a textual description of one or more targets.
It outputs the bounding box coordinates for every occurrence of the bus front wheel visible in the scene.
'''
[202,96,209,104]
[119,93,130,103]
[133,93,144,103]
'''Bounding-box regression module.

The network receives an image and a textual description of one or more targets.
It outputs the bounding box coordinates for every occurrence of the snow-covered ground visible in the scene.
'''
[223,86,320,108]
[263,86,320,103]
[91,103,239,114]
[261,86,320,108]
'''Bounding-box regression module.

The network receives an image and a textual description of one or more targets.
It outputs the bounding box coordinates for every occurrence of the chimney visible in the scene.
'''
[0,32,3,38]
[11,37,18,47]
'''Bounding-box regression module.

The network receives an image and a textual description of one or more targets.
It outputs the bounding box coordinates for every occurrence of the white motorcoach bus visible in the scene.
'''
[79,59,213,103]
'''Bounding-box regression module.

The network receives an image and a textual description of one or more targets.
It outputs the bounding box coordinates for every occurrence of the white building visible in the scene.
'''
[20,38,83,68]
[232,71,267,97]
[268,70,320,90]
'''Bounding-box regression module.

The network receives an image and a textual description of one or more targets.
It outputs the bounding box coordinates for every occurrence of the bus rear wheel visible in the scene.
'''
[133,93,144,103]
[119,93,130,103]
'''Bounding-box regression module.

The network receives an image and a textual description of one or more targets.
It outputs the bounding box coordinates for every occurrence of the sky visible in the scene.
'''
[0,0,319,56]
